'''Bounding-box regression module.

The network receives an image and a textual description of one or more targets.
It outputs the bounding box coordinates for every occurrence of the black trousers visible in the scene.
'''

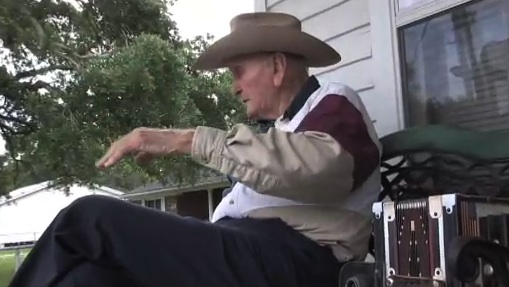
[9,195,341,287]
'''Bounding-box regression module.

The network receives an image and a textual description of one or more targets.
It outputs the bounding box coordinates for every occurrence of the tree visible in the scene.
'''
[0,0,246,196]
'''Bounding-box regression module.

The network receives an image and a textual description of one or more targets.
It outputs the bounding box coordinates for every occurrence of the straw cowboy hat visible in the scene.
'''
[193,12,341,70]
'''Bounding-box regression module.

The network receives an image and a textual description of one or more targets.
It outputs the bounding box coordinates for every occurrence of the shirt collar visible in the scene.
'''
[283,75,320,120]
[256,120,274,133]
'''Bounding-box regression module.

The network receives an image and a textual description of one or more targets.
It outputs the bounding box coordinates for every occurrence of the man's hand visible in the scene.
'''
[96,127,195,169]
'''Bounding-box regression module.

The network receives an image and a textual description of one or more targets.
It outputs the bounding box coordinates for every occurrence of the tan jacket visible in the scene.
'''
[190,79,382,261]
[192,124,378,261]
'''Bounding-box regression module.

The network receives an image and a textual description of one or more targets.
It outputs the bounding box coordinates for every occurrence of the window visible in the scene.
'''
[398,0,509,131]
[164,196,178,213]
[144,199,162,210]
[398,0,433,10]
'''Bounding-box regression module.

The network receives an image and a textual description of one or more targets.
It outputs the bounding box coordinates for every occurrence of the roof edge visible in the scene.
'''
[123,179,229,199]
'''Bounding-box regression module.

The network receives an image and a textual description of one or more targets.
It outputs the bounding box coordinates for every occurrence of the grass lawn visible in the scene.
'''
[0,249,31,287]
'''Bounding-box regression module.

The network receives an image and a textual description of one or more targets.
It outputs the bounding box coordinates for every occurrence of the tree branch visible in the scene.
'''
[0,113,34,130]
[15,65,74,79]
[24,80,61,93]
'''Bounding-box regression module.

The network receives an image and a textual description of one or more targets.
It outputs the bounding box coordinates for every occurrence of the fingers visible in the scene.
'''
[96,128,178,169]
[96,151,114,169]
[96,143,115,168]
[99,148,124,168]
[96,139,130,169]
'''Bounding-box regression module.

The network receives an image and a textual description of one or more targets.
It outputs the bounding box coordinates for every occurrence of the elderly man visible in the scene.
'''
[9,12,381,287]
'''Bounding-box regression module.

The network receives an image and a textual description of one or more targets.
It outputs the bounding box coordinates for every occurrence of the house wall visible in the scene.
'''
[175,188,224,220]
[0,184,123,246]
[254,0,403,137]
[177,190,209,220]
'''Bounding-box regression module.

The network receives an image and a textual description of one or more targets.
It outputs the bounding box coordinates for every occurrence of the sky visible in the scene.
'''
[170,0,254,40]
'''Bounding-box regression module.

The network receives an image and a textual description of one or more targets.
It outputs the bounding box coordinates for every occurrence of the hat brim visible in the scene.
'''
[192,26,341,70]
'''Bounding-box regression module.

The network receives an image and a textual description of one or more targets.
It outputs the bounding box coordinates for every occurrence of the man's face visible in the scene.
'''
[227,54,282,120]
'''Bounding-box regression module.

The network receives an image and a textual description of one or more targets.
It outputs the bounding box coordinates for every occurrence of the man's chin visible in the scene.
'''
[245,108,257,120]
[246,114,257,121]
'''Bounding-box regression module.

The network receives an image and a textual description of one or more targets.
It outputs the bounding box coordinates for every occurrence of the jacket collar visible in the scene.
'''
[256,120,274,133]
[283,75,320,120]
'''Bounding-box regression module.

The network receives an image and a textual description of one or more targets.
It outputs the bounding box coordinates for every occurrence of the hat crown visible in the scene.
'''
[230,12,301,32]
[193,12,341,70]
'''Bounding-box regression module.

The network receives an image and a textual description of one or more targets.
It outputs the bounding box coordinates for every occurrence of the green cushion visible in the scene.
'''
[381,125,509,161]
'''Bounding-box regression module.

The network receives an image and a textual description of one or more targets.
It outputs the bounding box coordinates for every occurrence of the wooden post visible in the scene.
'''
[14,248,22,271]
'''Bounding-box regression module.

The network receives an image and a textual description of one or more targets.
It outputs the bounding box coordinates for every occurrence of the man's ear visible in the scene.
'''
[272,52,287,87]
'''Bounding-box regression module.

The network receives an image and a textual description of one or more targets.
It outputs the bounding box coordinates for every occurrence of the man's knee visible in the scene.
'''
[71,194,119,208]
[65,195,121,218]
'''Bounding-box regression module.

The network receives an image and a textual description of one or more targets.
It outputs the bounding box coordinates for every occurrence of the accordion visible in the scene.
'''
[373,193,509,287]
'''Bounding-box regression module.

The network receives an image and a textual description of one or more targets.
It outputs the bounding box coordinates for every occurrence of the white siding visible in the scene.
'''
[254,0,265,12]
[268,0,350,20]
[254,0,402,136]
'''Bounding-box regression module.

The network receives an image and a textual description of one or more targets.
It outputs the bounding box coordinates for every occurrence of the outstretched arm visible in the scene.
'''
[96,95,380,203]
[190,94,380,203]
